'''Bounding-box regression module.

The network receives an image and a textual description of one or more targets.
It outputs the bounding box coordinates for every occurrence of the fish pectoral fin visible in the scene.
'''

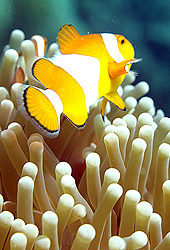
[100,97,108,120]
[104,92,126,110]
[17,85,62,138]
[57,24,81,54]
[108,58,140,79]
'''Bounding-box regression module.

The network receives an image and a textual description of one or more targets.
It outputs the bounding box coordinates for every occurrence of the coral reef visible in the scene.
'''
[0,29,170,249]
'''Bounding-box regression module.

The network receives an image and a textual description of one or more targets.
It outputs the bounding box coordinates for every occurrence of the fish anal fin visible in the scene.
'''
[63,101,88,129]
[105,92,126,110]
[57,24,81,53]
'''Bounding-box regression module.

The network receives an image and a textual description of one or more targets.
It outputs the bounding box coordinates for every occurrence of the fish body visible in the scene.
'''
[57,27,134,98]
[17,24,139,138]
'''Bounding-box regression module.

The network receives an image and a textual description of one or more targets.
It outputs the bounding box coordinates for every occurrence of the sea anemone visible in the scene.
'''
[0,28,170,250]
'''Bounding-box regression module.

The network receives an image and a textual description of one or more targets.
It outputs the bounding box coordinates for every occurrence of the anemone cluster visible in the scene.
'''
[0,29,170,250]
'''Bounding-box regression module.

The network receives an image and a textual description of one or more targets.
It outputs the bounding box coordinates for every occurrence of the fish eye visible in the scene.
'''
[121,39,125,45]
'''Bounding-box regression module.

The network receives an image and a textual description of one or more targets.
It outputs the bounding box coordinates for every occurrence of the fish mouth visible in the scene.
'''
[125,58,142,76]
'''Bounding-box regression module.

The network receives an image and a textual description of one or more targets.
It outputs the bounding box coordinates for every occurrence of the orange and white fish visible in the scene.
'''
[17,24,140,138]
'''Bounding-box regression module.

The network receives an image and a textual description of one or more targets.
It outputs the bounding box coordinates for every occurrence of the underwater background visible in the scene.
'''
[0,0,170,116]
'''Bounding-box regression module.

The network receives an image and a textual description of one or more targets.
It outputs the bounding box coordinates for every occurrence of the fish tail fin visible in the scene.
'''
[16,85,63,138]
[57,24,81,53]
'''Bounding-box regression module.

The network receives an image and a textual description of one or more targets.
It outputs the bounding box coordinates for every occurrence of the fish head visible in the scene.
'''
[115,34,135,65]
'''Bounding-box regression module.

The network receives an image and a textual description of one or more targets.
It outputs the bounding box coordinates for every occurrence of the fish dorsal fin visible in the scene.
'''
[57,24,81,53]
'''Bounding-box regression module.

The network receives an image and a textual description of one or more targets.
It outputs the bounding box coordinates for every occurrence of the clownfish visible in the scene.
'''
[17,24,141,138]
